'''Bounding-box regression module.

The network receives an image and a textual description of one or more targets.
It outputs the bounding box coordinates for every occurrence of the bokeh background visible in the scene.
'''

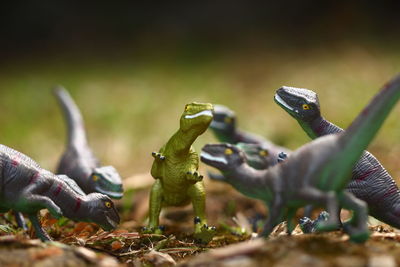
[1,1,399,181]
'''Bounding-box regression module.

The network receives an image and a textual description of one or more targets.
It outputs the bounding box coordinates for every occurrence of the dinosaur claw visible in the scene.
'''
[141,225,164,235]
[299,217,314,233]
[194,223,216,244]
[194,216,201,224]
[186,171,203,182]
[152,152,166,160]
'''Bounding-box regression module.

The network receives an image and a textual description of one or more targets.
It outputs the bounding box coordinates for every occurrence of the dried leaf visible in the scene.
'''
[111,240,124,251]
[144,250,176,267]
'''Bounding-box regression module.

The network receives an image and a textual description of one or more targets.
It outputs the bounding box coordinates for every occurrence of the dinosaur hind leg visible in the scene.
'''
[145,179,164,234]
[339,191,369,243]
[286,208,298,235]
[296,188,340,232]
[188,182,216,243]
[28,213,52,241]
[261,194,285,237]
[13,211,28,230]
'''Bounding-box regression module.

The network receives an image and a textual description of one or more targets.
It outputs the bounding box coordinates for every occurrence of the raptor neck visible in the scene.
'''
[234,130,264,144]
[167,128,202,156]
[216,128,263,144]
[43,175,89,220]
[298,116,343,139]
[223,163,274,201]
[212,130,236,144]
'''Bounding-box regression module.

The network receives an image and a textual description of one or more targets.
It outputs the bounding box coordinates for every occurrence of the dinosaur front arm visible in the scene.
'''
[185,151,203,183]
[151,161,163,179]
[147,179,163,231]
[150,147,166,179]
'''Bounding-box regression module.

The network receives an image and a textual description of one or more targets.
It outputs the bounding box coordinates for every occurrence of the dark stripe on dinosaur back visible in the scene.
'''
[28,172,39,184]
[379,187,398,200]
[53,184,63,196]
[74,197,81,212]
[355,166,379,181]
[11,159,19,167]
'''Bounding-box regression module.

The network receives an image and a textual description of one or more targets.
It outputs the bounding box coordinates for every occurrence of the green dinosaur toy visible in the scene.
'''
[144,102,216,243]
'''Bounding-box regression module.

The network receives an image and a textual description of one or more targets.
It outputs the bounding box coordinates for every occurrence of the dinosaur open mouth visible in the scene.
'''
[200,151,228,165]
[106,215,118,230]
[274,93,294,112]
[185,110,213,119]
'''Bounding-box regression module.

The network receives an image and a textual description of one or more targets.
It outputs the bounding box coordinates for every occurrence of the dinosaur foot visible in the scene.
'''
[314,217,340,233]
[141,225,165,235]
[342,222,370,243]
[186,171,203,182]
[299,217,314,233]
[193,217,216,244]
[152,152,166,161]
[300,211,331,234]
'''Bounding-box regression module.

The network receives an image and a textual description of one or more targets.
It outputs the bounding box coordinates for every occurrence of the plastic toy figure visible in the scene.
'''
[210,104,291,165]
[0,144,120,241]
[144,102,216,243]
[54,87,123,199]
[201,74,400,243]
[299,211,330,233]
[208,142,276,181]
[275,84,400,228]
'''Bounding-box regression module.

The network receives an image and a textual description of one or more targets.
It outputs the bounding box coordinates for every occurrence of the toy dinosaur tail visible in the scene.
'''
[325,74,400,190]
[53,86,88,148]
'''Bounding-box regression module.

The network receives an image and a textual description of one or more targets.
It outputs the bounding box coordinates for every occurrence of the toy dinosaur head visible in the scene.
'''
[274,86,321,122]
[90,166,124,199]
[180,102,214,134]
[209,105,236,137]
[236,142,272,170]
[201,143,246,173]
[86,193,120,231]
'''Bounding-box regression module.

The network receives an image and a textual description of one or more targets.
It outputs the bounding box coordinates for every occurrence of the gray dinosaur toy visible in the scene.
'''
[0,144,120,241]
[201,74,400,242]
[210,104,291,165]
[54,87,123,199]
[299,211,330,233]
[207,142,276,181]
[275,84,400,228]
[208,105,291,181]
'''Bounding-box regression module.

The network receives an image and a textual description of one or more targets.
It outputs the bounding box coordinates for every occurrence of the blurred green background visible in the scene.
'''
[0,1,399,180]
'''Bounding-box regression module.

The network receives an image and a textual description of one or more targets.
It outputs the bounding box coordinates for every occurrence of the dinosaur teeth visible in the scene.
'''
[200,151,228,165]
[274,94,294,111]
[185,110,213,119]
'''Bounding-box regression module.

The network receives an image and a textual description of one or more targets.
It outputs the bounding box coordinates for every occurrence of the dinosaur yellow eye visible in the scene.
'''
[224,148,233,155]
[92,175,99,181]
[259,150,269,156]
[105,201,112,208]
[185,105,189,111]
[302,104,310,110]
[224,116,232,124]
